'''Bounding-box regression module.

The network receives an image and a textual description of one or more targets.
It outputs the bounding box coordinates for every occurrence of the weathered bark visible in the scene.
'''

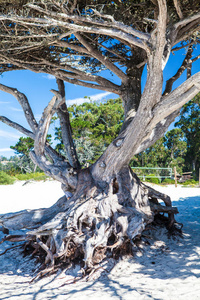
[56,78,81,169]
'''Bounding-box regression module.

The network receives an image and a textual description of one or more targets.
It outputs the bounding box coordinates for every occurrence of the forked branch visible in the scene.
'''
[163,45,193,95]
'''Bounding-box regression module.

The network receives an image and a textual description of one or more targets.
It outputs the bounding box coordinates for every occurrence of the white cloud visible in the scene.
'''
[0,148,13,152]
[0,101,10,104]
[35,114,42,121]
[9,107,23,112]
[67,92,113,106]
[0,129,20,140]
[43,74,55,80]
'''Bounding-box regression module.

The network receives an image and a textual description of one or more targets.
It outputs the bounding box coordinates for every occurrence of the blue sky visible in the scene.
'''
[0,71,118,157]
[0,45,199,158]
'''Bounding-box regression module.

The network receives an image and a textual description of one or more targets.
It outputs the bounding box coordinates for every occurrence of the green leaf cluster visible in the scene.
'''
[54,98,124,166]
[175,93,200,177]
[0,171,15,185]
[131,130,187,175]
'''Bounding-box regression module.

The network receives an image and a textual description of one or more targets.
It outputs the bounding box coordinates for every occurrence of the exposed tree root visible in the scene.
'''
[0,170,180,280]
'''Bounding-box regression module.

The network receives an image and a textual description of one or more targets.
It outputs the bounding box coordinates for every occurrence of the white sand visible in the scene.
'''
[0,181,200,300]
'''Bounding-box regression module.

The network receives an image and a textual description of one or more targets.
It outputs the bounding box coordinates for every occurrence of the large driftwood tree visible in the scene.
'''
[0,0,200,276]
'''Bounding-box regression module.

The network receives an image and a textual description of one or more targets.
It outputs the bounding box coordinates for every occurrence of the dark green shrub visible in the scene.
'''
[145,174,160,184]
[162,178,175,184]
[15,172,48,181]
[182,179,198,186]
[0,171,15,185]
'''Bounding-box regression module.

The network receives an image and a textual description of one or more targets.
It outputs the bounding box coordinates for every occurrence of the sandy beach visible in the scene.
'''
[0,180,200,300]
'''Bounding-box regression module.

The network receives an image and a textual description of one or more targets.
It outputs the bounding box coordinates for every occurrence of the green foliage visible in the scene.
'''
[175,93,200,177]
[163,129,187,174]
[14,172,48,181]
[54,98,124,166]
[161,178,175,185]
[0,171,15,185]
[131,130,186,174]
[145,174,161,184]
[10,137,34,156]
[181,179,199,186]
[8,93,200,177]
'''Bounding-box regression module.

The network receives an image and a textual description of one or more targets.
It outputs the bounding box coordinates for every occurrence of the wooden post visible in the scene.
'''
[174,166,177,187]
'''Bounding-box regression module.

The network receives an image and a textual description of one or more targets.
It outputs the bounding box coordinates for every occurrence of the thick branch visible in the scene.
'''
[153,72,200,124]
[0,116,66,163]
[54,74,121,94]
[0,116,34,138]
[135,109,180,154]
[56,78,81,169]
[173,0,183,19]
[32,90,78,189]
[174,12,200,30]
[0,83,38,133]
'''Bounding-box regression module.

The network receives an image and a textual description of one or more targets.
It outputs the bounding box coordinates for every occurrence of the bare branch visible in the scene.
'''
[56,40,89,55]
[27,3,150,41]
[32,92,78,189]
[75,33,128,83]
[0,115,65,164]
[81,34,127,62]
[174,12,200,30]
[34,92,64,157]
[0,13,149,52]
[173,0,183,19]
[0,53,121,95]
[163,46,193,95]
[176,21,200,45]
[54,73,122,95]
[0,116,34,138]
[56,78,81,169]
[172,41,194,51]
[0,83,38,133]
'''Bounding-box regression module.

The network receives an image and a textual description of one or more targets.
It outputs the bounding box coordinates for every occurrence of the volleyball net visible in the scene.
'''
[131,167,173,181]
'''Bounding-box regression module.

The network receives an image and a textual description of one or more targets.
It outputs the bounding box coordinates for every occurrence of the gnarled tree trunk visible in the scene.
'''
[0,80,179,278]
[1,0,200,279]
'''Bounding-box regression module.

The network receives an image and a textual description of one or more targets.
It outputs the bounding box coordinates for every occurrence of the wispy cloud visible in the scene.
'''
[35,114,42,121]
[67,92,113,106]
[0,129,20,140]
[43,74,55,80]
[0,148,13,153]
[9,107,23,112]
[0,101,10,104]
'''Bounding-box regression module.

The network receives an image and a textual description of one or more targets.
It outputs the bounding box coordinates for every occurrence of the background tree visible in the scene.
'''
[10,137,34,157]
[0,0,199,276]
[175,93,200,177]
[54,98,124,165]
